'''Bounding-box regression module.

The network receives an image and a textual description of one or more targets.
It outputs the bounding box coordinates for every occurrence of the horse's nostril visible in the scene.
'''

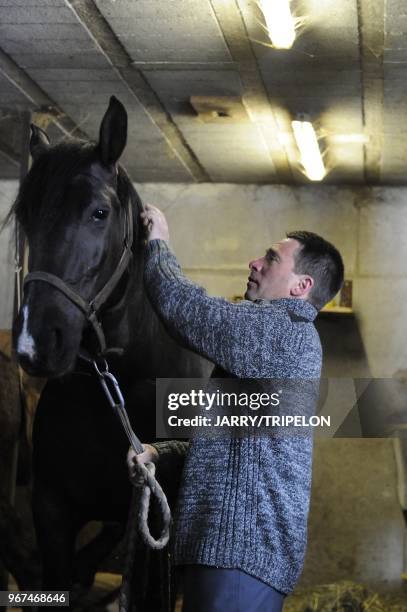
[17,352,40,375]
[52,328,63,353]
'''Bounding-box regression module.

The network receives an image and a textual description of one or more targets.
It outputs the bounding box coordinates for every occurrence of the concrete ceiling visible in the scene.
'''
[0,0,402,184]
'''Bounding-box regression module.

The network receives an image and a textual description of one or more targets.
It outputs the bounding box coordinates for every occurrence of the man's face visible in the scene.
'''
[245,238,307,301]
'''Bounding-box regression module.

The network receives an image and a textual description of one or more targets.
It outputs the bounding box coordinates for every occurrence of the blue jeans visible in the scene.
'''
[181,565,285,612]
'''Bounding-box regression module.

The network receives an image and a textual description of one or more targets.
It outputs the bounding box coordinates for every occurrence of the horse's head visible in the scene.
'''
[13,96,140,377]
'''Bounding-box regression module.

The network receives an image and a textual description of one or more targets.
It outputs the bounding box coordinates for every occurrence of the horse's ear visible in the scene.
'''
[98,96,128,167]
[30,124,50,160]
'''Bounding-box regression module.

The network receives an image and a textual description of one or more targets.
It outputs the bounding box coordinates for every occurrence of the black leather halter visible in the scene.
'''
[23,198,134,359]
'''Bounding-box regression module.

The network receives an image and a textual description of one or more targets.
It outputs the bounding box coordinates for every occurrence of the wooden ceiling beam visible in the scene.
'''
[209,0,294,183]
[67,0,210,182]
[0,46,88,141]
[357,0,385,184]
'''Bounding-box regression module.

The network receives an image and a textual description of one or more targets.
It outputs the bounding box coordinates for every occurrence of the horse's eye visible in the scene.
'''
[92,209,109,221]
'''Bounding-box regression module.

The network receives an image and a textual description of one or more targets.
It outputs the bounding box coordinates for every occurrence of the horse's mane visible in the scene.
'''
[9,141,95,230]
[5,139,146,248]
[116,164,146,250]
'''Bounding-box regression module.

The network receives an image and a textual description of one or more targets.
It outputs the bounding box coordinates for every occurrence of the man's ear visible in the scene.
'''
[291,276,314,298]
[98,95,128,167]
[30,124,50,160]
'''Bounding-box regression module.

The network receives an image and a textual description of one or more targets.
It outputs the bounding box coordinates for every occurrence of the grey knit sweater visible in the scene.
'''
[144,239,322,594]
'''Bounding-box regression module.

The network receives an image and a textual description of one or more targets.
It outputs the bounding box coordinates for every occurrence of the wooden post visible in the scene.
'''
[10,111,31,506]
[13,111,30,323]
[0,112,31,597]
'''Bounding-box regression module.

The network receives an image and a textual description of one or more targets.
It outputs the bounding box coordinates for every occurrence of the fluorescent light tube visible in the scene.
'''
[291,120,326,181]
[259,0,296,49]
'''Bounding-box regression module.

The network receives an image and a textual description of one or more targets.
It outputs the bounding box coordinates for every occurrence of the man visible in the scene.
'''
[128,205,344,611]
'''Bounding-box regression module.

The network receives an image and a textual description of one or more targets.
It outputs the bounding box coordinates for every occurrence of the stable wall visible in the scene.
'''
[0,180,406,376]
[0,182,16,330]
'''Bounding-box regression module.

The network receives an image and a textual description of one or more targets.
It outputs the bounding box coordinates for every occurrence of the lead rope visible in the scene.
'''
[92,360,171,612]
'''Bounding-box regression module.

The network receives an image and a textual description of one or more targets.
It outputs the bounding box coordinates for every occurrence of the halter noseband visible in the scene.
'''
[23,198,134,359]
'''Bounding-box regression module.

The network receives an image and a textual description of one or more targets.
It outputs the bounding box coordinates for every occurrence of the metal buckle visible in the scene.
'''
[93,359,144,454]
[93,358,109,377]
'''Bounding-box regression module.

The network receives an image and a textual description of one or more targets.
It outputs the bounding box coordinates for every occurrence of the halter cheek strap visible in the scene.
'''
[23,198,134,358]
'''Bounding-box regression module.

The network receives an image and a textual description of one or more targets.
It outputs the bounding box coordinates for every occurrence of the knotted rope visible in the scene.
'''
[129,461,171,550]
[120,461,172,612]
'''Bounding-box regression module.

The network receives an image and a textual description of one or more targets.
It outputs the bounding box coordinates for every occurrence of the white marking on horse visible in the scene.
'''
[17,305,36,360]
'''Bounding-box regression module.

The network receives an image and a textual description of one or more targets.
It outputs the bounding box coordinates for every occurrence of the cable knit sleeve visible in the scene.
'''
[143,240,287,378]
[151,440,189,465]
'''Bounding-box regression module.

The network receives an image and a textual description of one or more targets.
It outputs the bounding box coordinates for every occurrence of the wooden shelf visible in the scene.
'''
[320,306,353,315]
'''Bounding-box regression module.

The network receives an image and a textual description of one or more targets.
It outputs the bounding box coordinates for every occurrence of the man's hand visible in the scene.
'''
[140,204,170,243]
[127,444,159,480]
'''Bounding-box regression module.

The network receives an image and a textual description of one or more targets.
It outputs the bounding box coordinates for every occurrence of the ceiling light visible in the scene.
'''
[291,120,326,181]
[259,0,296,49]
[277,132,292,146]
[329,134,369,144]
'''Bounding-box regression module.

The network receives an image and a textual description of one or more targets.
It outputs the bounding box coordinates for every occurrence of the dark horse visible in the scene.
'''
[11,97,209,606]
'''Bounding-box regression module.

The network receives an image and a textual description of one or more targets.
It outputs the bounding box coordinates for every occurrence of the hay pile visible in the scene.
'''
[283,581,407,611]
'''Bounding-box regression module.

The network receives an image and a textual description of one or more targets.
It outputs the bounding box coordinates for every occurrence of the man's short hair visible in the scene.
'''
[286,231,344,311]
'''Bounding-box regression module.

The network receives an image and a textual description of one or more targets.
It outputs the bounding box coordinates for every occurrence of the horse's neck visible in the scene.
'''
[100,263,149,355]
[100,260,199,379]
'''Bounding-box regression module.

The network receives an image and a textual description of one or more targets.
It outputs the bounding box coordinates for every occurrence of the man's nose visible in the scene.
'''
[249,257,263,271]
